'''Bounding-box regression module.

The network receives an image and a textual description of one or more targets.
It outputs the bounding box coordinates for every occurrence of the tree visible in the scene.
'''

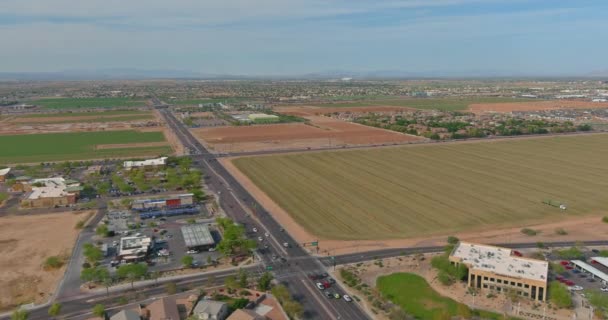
[447,236,459,245]
[117,263,148,288]
[95,224,109,237]
[215,217,257,256]
[258,272,273,291]
[238,269,248,288]
[92,304,105,318]
[48,303,61,317]
[271,284,290,304]
[11,309,28,320]
[165,282,177,295]
[80,266,110,284]
[225,275,238,294]
[101,276,113,296]
[549,281,572,308]
[181,255,194,268]
[83,243,103,264]
[283,300,303,319]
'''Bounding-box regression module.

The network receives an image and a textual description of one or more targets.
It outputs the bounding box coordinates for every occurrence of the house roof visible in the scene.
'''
[0,168,10,176]
[193,300,226,316]
[110,309,141,320]
[146,297,180,320]
[227,309,265,320]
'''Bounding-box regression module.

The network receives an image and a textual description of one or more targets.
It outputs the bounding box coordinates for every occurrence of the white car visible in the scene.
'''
[343,295,353,302]
[264,232,269,237]
[570,285,584,291]
[186,250,198,254]
[283,242,290,248]
[252,228,258,233]
[208,247,216,252]
[258,237,264,242]
[601,287,608,292]
[316,282,325,290]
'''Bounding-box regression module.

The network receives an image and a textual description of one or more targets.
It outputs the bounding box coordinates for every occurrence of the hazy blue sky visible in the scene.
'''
[0,0,607,76]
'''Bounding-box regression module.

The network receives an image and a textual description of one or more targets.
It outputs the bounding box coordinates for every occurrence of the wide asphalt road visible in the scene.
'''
[158,105,370,320]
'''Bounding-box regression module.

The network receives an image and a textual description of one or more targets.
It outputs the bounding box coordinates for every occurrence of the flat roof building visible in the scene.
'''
[124,156,168,170]
[181,224,215,249]
[450,242,548,301]
[248,113,279,123]
[20,177,80,208]
[118,236,152,261]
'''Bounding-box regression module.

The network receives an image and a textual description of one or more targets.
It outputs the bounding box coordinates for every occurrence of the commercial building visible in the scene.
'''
[20,177,82,208]
[123,156,168,170]
[132,194,194,211]
[118,236,153,261]
[570,259,608,285]
[0,167,10,182]
[449,242,548,301]
[181,224,215,250]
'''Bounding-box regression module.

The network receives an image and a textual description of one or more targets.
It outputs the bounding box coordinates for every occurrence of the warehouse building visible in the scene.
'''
[118,236,153,262]
[181,224,215,251]
[20,177,82,208]
[450,242,548,301]
[123,156,168,170]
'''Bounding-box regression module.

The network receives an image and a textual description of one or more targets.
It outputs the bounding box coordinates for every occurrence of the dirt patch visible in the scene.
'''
[222,156,608,256]
[469,100,608,113]
[0,211,93,310]
[95,141,170,150]
[193,116,422,153]
[190,112,214,118]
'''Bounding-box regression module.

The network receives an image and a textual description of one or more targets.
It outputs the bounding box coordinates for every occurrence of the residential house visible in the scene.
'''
[110,309,141,320]
[142,297,180,320]
[191,300,229,320]
[226,309,265,320]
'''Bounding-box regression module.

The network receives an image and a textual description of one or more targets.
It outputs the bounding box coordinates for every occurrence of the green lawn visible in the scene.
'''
[0,131,171,164]
[233,134,608,240]
[313,97,539,111]
[34,98,146,110]
[377,273,519,319]
[0,192,8,204]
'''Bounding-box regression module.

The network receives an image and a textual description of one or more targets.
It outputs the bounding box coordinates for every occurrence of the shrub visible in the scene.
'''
[447,236,459,245]
[555,228,568,235]
[603,216,608,223]
[521,228,538,236]
[44,256,64,270]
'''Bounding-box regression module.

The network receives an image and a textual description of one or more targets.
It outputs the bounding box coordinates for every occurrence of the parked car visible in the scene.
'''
[343,295,353,302]
[252,228,258,233]
[316,282,325,290]
[186,250,198,254]
[570,285,584,291]
[600,287,608,292]
[324,291,334,298]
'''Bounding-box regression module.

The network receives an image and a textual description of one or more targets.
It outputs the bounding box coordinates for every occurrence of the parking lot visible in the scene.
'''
[98,209,222,273]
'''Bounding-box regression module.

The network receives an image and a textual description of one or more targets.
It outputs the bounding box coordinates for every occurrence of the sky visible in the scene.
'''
[0,0,607,77]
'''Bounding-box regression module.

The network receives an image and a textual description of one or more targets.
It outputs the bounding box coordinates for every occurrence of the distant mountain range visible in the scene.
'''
[0,68,606,80]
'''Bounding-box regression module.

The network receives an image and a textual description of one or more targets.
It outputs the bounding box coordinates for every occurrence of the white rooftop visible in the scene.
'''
[0,168,10,176]
[451,242,548,282]
[124,156,168,169]
[571,260,608,283]
[119,236,152,256]
[26,177,79,200]
[591,257,608,268]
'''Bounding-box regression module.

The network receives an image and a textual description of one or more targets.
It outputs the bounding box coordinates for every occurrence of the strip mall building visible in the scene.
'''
[449,242,548,301]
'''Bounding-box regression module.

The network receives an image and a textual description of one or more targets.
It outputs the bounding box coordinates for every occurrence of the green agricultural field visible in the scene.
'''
[0,131,171,164]
[313,97,539,111]
[233,134,608,240]
[20,110,149,118]
[34,98,145,110]
[377,273,519,319]
[16,113,155,124]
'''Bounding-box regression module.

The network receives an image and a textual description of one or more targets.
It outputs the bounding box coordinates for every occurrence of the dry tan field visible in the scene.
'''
[0,211,92,310]
[191,115,422,153]
[469,100,608,113]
